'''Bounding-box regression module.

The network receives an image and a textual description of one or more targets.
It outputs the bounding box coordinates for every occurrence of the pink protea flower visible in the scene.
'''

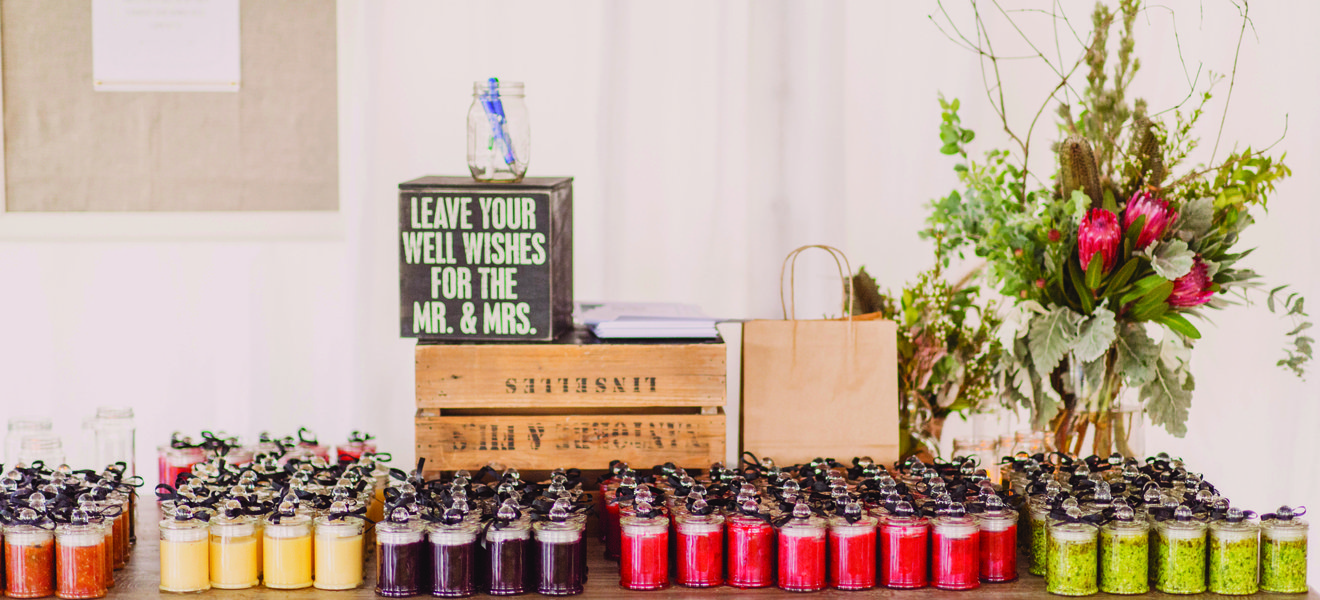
[1078,208,1121,273]
[1167,257,1216,308]
[1123,190,1176,249]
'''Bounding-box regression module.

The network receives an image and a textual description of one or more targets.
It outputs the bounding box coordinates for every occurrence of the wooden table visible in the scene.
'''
[121,504,1317,599]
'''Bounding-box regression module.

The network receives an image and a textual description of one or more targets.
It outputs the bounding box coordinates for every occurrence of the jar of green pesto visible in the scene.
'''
[1027,499,1050,577]
[1208,507,1259,595]
[1046,511,1098,596]
[1154,505,1207,594]
[1100,506,1148,595]
[1260,505,1308,594]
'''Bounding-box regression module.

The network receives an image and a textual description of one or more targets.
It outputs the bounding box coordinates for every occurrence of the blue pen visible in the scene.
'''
[480,78,517,166]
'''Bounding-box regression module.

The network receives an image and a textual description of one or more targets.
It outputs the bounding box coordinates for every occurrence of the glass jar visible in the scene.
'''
[619,503,669,591]
[484,516,531,596]
[160,447,205,487]
[1046,519,1098,596]
[314,515,365,590]
[6,521,56,598]
[428,516,478,597]
[56,522,106,599]
[1099,507,1149,594]
[376,513,427,597]
[1154,508,1207,594]
[674,504,724,588]
[726,508,775,589]
[91,407,134,476]
[263,513,313,590]
[1208,508,1259,595]
[931,507,980,590]
[1260,506,1308,594]
[107,493,129,571]
[96,518,114,590]
[776,503,827,592]
[878,502,928,589]
[209,515,259,590]
[17,434,65,468]
[1028,498,1052,576]
[534,517,585,596]
[467,79,530,182]
[159,516,209,593]
[6,416,52,466]
[975,498,1018,583]
[828,503,877,590]
[602,482,633,561]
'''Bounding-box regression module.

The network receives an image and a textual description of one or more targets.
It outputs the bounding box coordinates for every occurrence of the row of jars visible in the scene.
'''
[367,465,594,597]
[1,464,138,600]
[612,496,1018,592]
[158,429,377,487]
[1005,451,1310,596]
[597,455,1019,592]
[1037,503,1309,596]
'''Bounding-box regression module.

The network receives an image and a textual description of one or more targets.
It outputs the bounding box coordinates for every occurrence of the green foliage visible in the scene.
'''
[925,1,1309,440]
[853,263,1003,457]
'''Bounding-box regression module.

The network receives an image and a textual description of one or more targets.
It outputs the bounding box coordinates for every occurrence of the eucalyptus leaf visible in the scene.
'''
[1073,306,1118,363]
[1141,361,1193,437]
[1176,197,1214,239]
[1115,322,1160,387]
[1150,240,1195,280]
[1027,306,1084,377]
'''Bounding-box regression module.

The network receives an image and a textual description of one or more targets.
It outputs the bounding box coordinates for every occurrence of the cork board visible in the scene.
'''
[1,0,338,212]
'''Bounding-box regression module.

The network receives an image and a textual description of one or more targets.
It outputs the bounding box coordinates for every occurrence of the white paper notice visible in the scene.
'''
[92,0,241,92]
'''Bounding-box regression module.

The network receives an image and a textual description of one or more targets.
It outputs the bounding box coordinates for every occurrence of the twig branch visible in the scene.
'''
[1210,0,1250,165]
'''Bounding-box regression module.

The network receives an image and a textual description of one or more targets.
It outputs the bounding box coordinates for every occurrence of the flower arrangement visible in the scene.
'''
[851,263,1003,459]
[924,0,1310,455]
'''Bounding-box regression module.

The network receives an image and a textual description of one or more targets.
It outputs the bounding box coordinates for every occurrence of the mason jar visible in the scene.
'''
[1154,507,1207,594]
[1047,519,1098,596]
[1208,507,1259,595]
[467,79,530,182]
[1260,506,1308,594]
[1099,506,1148,594]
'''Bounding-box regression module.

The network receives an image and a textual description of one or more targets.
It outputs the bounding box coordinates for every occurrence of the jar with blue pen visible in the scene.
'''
[468,79,530,183]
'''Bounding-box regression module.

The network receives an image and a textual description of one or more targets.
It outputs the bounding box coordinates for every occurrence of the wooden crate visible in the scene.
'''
[415,333,726,471]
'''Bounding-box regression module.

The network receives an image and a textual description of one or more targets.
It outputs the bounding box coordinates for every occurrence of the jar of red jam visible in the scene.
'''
[603,476,637,561]
[619,502,668,591]
[596,462,627,541]
[829,501,878,590]
[674,499,723,587]
[6,511,56,599]
[879,501,928,589]
[777,502,827,592]
[55,515,106,599]
[973,494,1018,582]
[931,504,981,590]
[726,501,775,589]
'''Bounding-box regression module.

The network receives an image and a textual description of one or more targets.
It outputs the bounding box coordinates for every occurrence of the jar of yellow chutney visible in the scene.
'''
[159,506,210,593]
[262,503,313,589]
[314,501,367,590]
[209,501,259,590]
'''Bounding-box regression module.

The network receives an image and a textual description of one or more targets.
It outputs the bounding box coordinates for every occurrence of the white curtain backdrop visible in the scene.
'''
[1,0,1316,573]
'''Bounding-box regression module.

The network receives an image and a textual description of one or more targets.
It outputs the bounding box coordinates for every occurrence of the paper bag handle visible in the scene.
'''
[779,245,854,321]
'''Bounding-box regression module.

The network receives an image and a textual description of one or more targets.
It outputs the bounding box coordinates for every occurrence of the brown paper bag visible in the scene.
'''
[741,245,899,467]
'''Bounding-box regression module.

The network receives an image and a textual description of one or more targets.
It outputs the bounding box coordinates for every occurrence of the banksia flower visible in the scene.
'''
[1078,208,1121,272]
[1129,116,1167,187]
[1167,257,1215,308]
[1123,190,1174,249]
[1059,134,1103,208]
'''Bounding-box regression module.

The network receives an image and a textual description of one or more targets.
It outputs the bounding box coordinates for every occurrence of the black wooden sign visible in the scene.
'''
[399,176,573,341]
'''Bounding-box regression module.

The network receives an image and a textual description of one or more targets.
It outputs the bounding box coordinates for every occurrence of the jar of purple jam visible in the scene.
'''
[482,503,531,596]
[376,507,428,597]
[533,505,585,596]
